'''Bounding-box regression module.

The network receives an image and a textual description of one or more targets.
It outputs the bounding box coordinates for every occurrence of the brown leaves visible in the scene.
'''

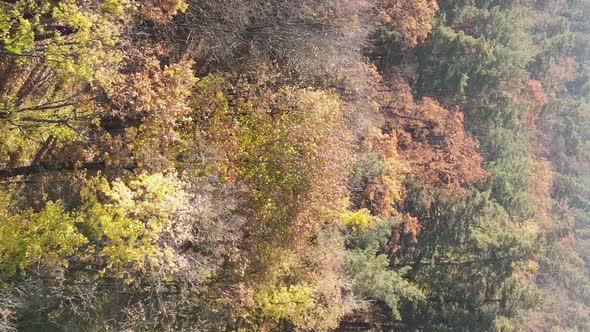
[140,0,187,23]
[355,133,405,218]
[391,213,420,254]
[353,73,488,250]
[107,47,195,123]
[193,75,352,248]
[397,99,488,193]
[523,79,550,114]
[378,79,488,195]
[92,46,196,172]
[543,56,576,96]
[377,0,439,45]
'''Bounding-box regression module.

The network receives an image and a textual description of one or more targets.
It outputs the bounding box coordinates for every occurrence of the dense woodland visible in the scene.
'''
[0,0,589,331]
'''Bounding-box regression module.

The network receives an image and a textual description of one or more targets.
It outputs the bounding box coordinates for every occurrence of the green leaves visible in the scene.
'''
[255,283,316,325]
[0,172,185,285]
[343,215,424,320]
[0,196,86,280]
[0,14,34,53]
[0,0,588,330]
[194,77,351,244]
[78,173,183,279]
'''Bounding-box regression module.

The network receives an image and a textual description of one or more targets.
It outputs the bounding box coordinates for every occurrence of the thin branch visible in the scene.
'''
[0,161,136,178]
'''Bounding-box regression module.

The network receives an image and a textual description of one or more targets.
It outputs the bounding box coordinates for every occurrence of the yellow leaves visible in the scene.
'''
[352,130,406,217]
[0,171,189,287]
[140,0,188,23]
[99,0,127,16]
[22,202,87,267]
[79,173,183,279]
[0,197,86,280]
[33,1,128,87]
[194,76,351,245]
[341,209,373,230]
[188,76,356,329]
[52,2,93,31]
[255,283,315,325]
[252,242,353,331]
[0,15,34,53]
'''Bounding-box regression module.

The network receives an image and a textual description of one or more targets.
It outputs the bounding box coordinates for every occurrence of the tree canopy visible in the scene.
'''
[0,0,588,331]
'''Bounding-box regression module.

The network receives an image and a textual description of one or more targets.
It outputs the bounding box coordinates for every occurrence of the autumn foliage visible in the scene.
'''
[376,0,439,45]
[0,0,589,331]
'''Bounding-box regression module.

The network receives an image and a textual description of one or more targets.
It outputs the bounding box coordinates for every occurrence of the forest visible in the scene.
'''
[0,0,589,331]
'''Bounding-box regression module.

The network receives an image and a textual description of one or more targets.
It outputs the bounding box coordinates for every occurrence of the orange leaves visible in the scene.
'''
[353,73,488,253]
[354,131,405,218]
[384,83,488,195]
[560,234,576,246]
[529,159,553,203]
[523,79,550,113]
[410,103,486,191]
[377,0,439,45]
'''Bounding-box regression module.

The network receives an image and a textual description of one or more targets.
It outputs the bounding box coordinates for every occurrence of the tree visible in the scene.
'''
[397,191,541,331]
[345,216,423,322]
[189,74,356,330]
[162,0,371,81]
[375,0,439,46]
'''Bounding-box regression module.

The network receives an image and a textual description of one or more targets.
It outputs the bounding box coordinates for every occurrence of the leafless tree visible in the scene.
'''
[163,0,373,80]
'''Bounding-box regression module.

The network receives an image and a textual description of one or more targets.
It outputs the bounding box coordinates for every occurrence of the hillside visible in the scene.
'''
[0,0,589,330]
